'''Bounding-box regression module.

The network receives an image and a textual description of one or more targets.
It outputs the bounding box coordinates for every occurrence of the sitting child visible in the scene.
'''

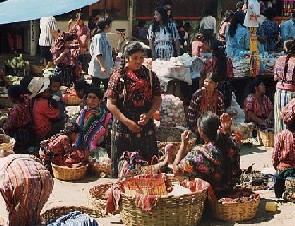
[76,87,112,152]
[1,85,33,153]
[29,77,63,140]
[273,99,295,198]
[173,112,241,195]
[39,122,89,171]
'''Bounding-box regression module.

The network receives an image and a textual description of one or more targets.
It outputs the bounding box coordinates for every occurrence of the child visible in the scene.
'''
[191,33,210,57]
[28,77,62,140]
[74,79,91,110]
[76,87,112,152]
[1,85,33,153]
[39,122,89,172]
[50,74,67,120]
[273,99,295,198]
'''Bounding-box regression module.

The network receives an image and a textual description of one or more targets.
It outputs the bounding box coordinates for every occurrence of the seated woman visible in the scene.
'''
[39,122,89,172]
[188,73,225,133]
[76,87,112,152]
[0,154,53,226]
[29,77,63,140]
[244,79,274,129]
[273,99,295,198]
[173,112,241,194]
[1,85,33,153]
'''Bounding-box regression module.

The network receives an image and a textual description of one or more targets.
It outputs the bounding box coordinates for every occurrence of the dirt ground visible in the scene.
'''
[0,144,294,226]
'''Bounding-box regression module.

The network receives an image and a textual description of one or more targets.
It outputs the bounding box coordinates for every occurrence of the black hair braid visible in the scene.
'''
[283,54,291,82]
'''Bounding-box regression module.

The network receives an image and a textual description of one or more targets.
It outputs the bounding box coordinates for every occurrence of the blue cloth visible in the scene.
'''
[0,0,99,25]
[281,19,295,42]
[226,24,250,58]
[257,19,279,52]
[47,211,99,226]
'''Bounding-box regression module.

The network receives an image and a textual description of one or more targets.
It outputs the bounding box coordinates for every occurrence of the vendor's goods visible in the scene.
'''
[265,202,277,212]
[283,177,295,202]
[51,163,88,181]
[41,206,102,225]
[5,54,30,76]
[89,148,111,177]
[63,86,81,105]
[6,75,23,85]
[0,133,15,157]
[159,94,187,127]
[258,129,274,147]
[209,189,260,222]
[238,170,269,190]
[119,176,208,226]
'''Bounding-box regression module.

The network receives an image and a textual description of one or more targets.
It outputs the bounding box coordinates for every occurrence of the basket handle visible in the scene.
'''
[149,155,159,175]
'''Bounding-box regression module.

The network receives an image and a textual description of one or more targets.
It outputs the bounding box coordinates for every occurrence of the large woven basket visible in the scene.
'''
[41,206,102,224]
[258,129,274,147]
[88,183,119,215]
[120,176,207,226]
[63,94,81,106]
[209,195,260,222]
[51,163,88,181]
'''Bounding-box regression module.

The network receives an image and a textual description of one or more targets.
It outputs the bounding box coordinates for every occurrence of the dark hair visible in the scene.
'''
[64,33,77,42]
[91,17,113,37]
[205,72,219,83]
[8,85,25,101]
[228,12,245,37]
[163,0,172,6]
[283,39,295,81]
[151,6,170,33]
[86,86,104,100]
[211,40,227,81]
[75,80,91,91]
[287,120,295,132]
[203,9,213,17]
[249,79,263,94]
[64,121,81,135]
[264,7,276,20]
[197,112,220,142]
[223,10,234,22]
[236,1,244,11]
[124,42,144,57]
[50,74,61,84]
[20,76,33,94]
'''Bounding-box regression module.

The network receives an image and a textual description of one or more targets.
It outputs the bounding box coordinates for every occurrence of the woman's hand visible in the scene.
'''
[126,119,142,133]
[181,130,191,146]
[138,113,150,126]
[220,113,232,132]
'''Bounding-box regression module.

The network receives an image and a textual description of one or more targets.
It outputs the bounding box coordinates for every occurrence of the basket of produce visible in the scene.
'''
[208,189,260,222]
[0,133,15,158]
[0,94,12,108]
[258,129,274,147]
[89,183,114,215]
[88,148,111,177]
[5,54,30,76]
[41,206,103,224]
[30,64,44,75]
[51,163,88,181]
[119,176,208,226]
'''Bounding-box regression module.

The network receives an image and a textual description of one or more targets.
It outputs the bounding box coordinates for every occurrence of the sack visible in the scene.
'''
[47,211,99,226]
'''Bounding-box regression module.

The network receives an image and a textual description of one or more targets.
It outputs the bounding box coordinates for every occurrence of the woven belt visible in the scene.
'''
[113,129,154,138]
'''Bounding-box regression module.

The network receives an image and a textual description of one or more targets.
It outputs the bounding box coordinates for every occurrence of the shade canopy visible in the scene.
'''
[0,0,99,24]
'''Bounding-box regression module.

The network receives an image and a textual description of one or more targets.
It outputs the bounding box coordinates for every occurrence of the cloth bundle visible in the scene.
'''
[47,211,99,226]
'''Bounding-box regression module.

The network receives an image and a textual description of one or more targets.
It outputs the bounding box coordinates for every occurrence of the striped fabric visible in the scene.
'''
[0,154,53,226]
[39,17,58,47]
[274,89,295,133]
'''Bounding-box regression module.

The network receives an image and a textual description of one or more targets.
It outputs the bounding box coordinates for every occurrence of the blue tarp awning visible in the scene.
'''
[0,0,99,24]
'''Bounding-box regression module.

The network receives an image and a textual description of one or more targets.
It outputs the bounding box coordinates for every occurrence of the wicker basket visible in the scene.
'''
[0,134,15,157]
[258,129,274,147]
[89,183,114,215]
[41,206,102,224]
[63,94,81,106]
[120,185,207,226]
[89,161,111,176]
[51,163,88,181]
[209,195,260,222]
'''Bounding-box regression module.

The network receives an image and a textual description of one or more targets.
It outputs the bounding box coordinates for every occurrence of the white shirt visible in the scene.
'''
[39,17,58,47]
[200,16,217,33]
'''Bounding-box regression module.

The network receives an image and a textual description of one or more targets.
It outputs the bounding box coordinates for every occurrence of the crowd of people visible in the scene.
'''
[0,1,295,225]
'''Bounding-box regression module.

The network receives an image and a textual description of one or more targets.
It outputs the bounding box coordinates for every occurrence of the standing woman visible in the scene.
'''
[148,6,180,60]
[106,42,162,177]
[88,17,113,92]
[226,12,250,58]
[273,38,295,133]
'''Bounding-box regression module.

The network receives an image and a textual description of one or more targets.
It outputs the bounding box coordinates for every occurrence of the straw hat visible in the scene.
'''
[28,77,50,98]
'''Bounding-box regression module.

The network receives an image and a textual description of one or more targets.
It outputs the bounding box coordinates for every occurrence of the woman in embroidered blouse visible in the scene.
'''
[273,99,295,198]
[226,12,250,58]
[148,6,180,60]
[106,42,162,177]
[173,112,241,193]
[274,38,295,133]
[188,73,225,133]
[76,87,112,152]
[244,79,274,129]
